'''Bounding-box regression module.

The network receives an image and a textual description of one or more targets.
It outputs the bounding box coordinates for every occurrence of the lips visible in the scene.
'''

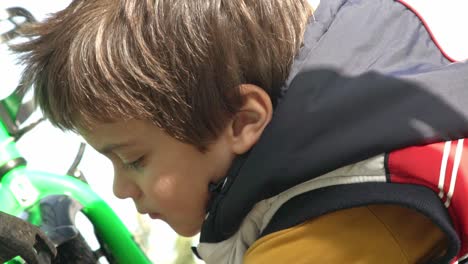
[137,206,161,219]
[148,213,161,219]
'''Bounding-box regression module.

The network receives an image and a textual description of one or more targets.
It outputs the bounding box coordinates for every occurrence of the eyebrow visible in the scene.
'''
[98,143,132,154]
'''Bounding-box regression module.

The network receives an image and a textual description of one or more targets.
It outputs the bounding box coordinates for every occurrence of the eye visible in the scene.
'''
[123,157,145,171]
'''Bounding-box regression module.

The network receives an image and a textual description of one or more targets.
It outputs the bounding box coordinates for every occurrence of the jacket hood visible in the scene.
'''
[201,0,468,243]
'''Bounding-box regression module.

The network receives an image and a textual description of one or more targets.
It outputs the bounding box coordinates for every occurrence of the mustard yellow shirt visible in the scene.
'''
[244,205,447,264]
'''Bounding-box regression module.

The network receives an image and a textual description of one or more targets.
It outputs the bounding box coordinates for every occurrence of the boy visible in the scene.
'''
[14,0,468,263]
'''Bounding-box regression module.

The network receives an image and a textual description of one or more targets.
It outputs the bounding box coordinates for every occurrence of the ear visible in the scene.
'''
[227,84,273,155]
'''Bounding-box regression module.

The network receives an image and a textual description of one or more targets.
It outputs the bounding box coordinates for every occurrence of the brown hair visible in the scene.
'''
[15,0,312,149]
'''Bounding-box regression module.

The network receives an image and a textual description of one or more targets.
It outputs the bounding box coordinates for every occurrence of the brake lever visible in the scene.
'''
[0,211,57,264]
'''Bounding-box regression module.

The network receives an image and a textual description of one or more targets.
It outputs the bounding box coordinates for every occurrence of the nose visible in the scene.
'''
[112,169,141,200]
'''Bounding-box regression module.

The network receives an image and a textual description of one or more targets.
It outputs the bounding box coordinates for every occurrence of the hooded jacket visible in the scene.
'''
[196,0,468,263]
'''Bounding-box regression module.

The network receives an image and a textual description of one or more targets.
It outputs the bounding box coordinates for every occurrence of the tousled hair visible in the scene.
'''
[14,0,312,149]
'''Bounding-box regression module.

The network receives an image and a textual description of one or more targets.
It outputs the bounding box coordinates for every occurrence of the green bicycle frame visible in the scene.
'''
[0,93,151,263]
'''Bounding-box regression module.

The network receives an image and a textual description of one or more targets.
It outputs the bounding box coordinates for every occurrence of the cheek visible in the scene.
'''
[143,175,174,203]
[143,172,210,210]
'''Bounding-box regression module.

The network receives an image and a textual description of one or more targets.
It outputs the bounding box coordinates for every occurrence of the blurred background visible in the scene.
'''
[5,0,466,263]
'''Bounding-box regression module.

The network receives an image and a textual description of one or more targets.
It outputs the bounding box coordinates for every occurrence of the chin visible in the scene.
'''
[174,224,202,237]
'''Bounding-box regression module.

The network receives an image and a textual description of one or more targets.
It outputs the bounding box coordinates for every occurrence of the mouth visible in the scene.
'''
[148,213,162,220]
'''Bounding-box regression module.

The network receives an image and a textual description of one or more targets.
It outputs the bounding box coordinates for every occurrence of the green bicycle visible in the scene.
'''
[0,6,152,264]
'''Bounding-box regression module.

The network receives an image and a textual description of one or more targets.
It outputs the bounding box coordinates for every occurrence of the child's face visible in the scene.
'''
[80,119,236,236]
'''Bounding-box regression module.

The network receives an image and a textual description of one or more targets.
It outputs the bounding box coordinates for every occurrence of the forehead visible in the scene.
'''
[79,119,157,149]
